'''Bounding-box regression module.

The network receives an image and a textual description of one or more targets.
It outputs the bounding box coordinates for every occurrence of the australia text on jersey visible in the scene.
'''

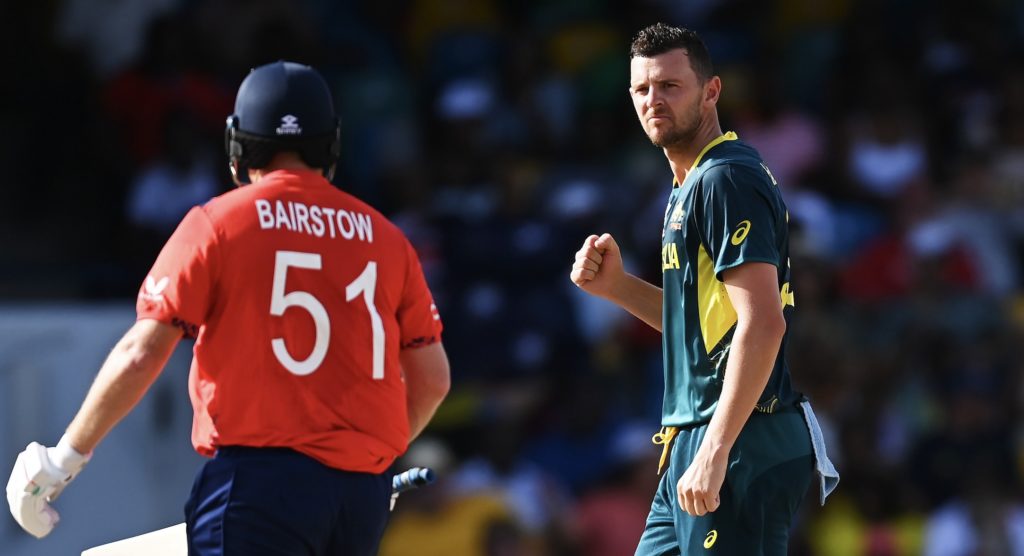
[254,199,374,242]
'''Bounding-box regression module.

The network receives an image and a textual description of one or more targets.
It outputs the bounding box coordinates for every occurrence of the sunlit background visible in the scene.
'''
[4,1,1024,555]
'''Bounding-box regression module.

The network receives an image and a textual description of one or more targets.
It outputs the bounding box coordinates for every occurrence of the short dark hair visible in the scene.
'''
[629,23,714,82]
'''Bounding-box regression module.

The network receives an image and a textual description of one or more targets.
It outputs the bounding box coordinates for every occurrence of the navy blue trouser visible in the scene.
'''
[184,446,392,556]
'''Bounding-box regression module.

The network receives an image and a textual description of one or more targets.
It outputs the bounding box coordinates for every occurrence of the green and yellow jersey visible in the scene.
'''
[660,131,798,427]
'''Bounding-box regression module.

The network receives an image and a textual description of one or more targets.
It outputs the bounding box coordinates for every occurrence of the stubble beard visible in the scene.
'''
[648,100,703,150]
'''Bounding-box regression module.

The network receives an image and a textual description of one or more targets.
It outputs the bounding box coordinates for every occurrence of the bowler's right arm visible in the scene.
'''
[570,233,663,331]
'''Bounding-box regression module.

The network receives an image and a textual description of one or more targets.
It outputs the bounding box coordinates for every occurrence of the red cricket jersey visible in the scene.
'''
[136,169,443,473]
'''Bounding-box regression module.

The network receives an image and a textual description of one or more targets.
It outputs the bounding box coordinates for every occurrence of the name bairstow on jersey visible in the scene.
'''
[254,199,374,242]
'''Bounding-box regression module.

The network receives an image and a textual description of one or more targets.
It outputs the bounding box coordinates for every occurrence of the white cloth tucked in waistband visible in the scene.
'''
[799,400,840,505]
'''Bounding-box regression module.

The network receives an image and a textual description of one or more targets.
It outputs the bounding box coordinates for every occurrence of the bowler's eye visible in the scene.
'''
[633,85,649,95]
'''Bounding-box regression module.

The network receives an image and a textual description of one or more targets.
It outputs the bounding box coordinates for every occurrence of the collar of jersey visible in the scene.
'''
[254,168,330,186]
[672,131,738,187]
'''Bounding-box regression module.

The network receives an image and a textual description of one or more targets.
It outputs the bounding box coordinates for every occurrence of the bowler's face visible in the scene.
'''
[629,49,705,148]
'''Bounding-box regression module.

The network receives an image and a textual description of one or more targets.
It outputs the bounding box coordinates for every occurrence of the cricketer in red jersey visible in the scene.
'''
[138,167,443,473]
[6,61,450,556]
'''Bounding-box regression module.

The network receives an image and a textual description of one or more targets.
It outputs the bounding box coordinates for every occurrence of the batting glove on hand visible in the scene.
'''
[6,435,90,538]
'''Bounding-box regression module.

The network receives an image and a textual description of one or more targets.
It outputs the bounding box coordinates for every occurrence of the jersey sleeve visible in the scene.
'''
[397,238,443,349]
[136,206,220,338]
[698,163,781,280]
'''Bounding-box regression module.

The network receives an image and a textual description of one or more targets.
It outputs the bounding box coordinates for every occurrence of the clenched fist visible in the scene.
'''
[570,233,625,299]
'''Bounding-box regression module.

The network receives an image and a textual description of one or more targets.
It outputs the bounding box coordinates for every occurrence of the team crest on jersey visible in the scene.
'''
[666,201,685,231]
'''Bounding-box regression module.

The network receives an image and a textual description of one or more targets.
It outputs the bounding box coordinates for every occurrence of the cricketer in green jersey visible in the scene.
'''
[569,23,837,555]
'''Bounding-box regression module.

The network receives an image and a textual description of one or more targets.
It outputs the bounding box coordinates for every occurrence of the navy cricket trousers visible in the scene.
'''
[184,446,392,556]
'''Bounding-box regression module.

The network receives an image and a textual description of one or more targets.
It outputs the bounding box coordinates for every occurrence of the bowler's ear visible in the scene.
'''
[704,76,722,105]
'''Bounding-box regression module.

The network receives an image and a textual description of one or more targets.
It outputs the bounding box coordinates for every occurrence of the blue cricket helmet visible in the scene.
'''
[225,61,341,185]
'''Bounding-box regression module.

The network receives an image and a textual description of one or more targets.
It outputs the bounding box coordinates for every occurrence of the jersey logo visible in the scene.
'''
[430,303,441,321]
[704,529,718,549]
[276,114,302,135]
[730,220,751,246]
[141,276,169,302]
[669,202,685,231]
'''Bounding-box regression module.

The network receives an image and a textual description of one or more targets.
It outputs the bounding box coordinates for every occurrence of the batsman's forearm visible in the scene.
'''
[65,332,176,454]
[702,319,784,456]
[400,343,450,442]
[607,273,663,332]
[406,387,446,442]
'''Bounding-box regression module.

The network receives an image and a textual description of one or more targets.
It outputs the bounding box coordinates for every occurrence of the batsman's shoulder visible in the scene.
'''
[197,185,253,220]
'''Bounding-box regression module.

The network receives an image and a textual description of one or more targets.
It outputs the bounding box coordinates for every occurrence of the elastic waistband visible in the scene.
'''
[212,446,389,480]
[651,406,802,475]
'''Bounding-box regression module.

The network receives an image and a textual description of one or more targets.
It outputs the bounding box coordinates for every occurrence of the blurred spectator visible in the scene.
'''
[380,438,534,556]
[192,0,320,75]
[125,108,220,235]
[923,455,1024,556]
[734,67,825,192]
[908,156,1019,297]
[57,0,181,76]
[101,14,232,165]
[567,422,661,556]
[523,375,625,494]
[449,417,570,533]
[844,104,928,201]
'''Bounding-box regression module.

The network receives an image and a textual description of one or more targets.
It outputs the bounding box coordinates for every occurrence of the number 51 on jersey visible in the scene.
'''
[270,250,384,378]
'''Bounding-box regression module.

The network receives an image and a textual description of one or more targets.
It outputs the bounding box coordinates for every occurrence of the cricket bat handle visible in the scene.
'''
[391,467,434,493]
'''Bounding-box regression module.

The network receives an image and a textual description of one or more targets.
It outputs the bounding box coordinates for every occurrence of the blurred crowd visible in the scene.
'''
[4,0,1024,554]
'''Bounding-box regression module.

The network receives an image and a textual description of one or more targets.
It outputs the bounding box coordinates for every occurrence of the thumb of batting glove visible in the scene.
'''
[6,435,91,538]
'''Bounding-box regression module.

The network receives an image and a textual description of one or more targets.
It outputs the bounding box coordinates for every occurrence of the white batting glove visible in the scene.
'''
[6,435,91,538]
